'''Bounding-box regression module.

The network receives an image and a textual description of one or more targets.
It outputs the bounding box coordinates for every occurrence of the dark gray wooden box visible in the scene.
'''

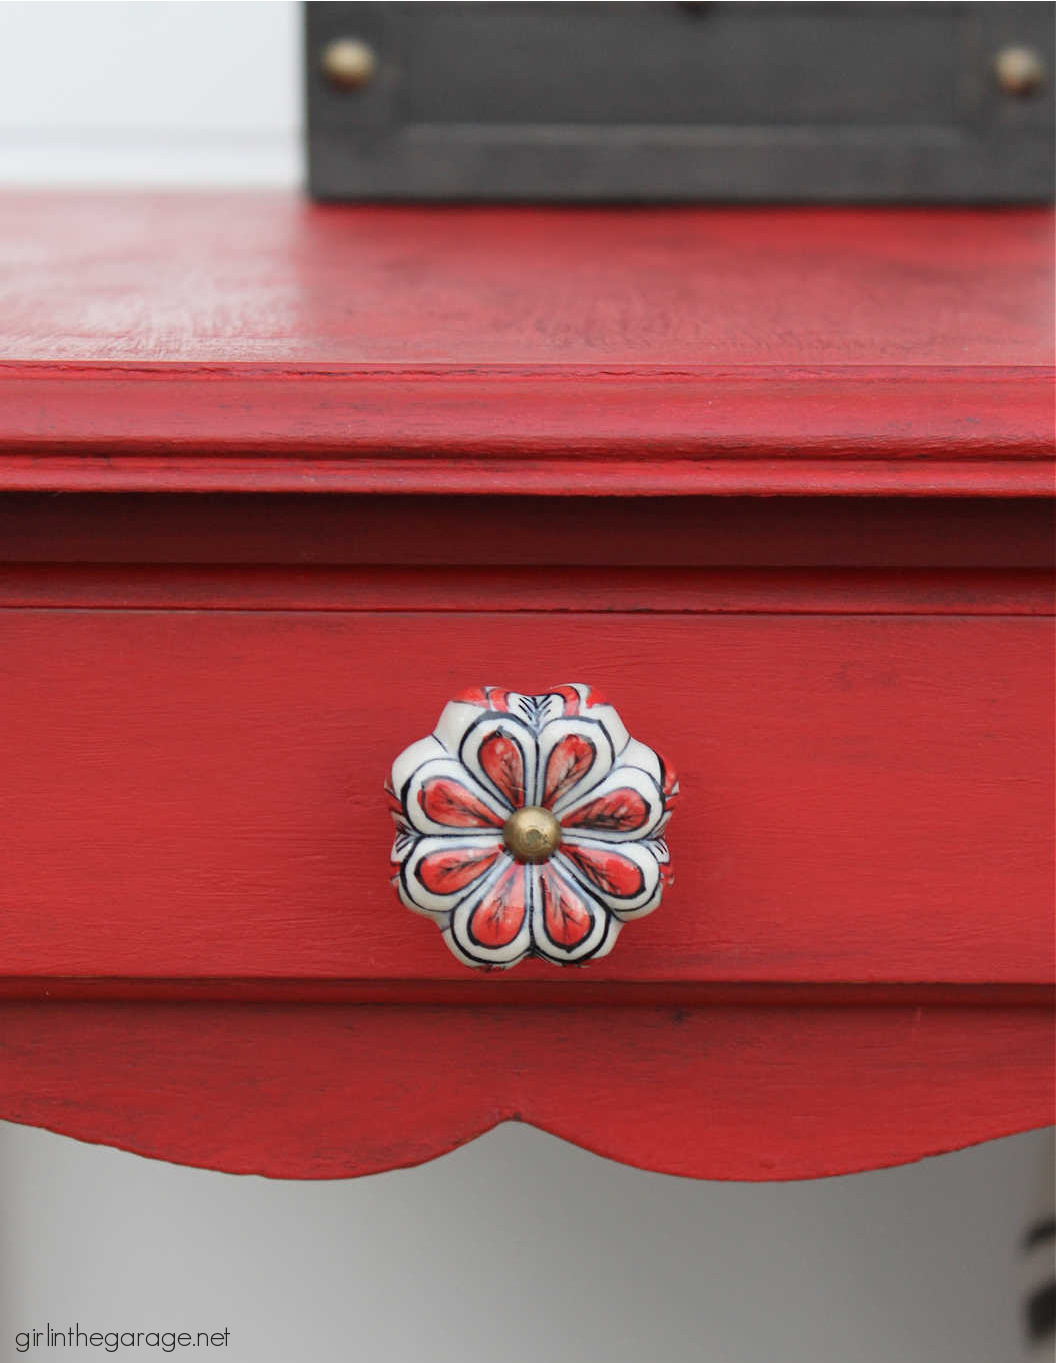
[305,2,1054,202]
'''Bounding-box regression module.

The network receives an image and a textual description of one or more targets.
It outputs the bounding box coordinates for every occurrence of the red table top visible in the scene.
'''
[0,193,1051,495]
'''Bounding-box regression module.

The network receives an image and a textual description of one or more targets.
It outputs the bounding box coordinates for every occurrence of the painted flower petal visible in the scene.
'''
[543,732,597,807]
[560,843,645,897]
[530,862,619,965]
[545,682,613,717]
[394,835,509,922]
[557,765,666,841]
[419,775,504,829]
[417,844,503,895]
[563,786,647,834]
[538,863,595,948]
[451,685,507,710]
[444,860,535,969]
[399,756,511,837]
[562,687,628,753]
[467,864,529,948]
[537,716,618,810]
[546,684,588,715]
[455,712,538,814]
[478,729,528,809]
[554,837,664,919]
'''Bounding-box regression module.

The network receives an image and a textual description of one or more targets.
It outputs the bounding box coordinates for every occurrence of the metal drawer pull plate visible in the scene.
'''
[387,684,677,970]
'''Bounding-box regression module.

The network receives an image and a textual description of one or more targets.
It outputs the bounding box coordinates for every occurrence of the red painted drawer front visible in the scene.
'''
[2,607,1050,987]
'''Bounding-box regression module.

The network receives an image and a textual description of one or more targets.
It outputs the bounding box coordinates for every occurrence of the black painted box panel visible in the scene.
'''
[305,1,1054,202]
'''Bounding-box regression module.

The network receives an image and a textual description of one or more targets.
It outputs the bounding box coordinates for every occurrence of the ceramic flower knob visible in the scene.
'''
[387,684,677,969]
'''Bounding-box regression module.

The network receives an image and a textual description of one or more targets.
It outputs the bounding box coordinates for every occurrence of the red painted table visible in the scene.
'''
[0,195,1052,1179]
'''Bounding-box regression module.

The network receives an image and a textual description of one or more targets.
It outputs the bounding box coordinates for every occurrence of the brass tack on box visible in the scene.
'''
[994,45,1046,97]
[320,37,377,90]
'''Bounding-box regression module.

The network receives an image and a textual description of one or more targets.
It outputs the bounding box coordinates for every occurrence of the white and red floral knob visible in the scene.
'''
[386,684,677,969]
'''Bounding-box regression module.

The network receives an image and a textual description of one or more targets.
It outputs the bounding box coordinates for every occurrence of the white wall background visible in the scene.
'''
[0,2,299,185]
[1,1120,1052,1363]
[0,5,1051,1362]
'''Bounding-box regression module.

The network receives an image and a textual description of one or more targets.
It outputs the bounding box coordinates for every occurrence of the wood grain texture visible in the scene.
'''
[0,195,1051,494]
[1,609,1050,986]
[3,197,1049,365]
[0,1001,1050,1180]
